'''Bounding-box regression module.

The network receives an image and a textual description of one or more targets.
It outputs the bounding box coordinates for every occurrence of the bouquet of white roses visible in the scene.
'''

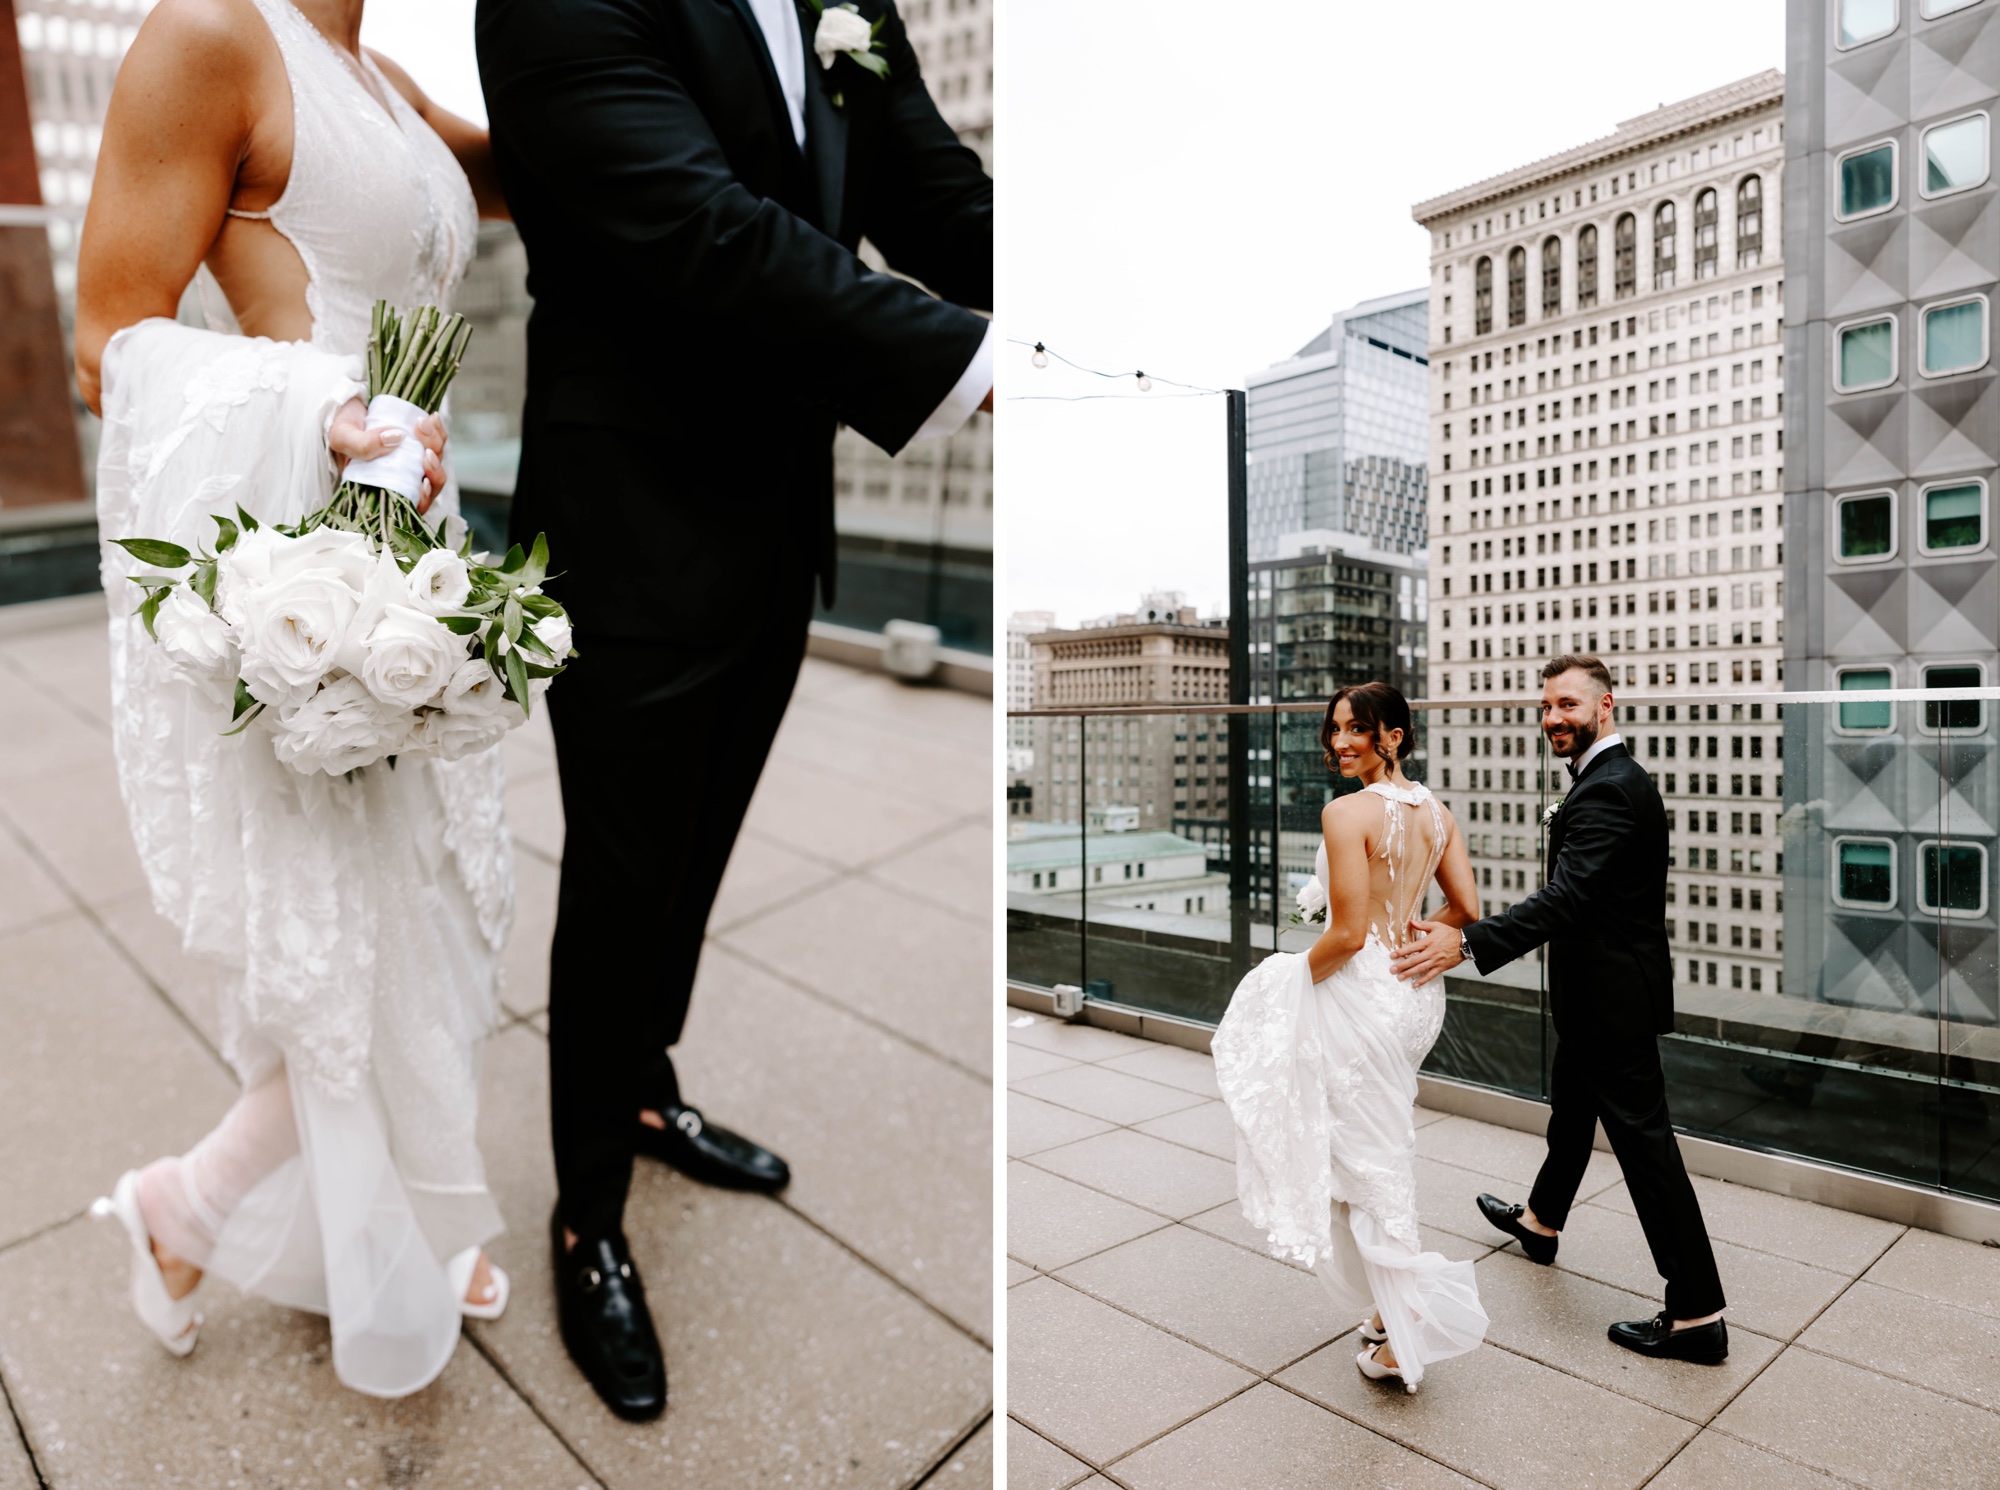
[113,300,574,777]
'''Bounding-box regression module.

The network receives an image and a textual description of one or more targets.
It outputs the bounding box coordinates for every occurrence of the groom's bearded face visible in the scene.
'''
[1541,672,1609,760]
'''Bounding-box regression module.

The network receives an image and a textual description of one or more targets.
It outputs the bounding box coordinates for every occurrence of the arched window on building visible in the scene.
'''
[1542,236,1562,317]
[1694,187,1719,278]
[1653,200,1677,290]
[1736,175,1763,267]
[1614,213,1636,299]
[1475,255,1493,335]
[1577,224,1598,308]
[1507,245,1527,327]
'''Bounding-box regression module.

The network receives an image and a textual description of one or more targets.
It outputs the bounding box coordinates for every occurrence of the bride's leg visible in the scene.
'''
[136,1064,300,1298]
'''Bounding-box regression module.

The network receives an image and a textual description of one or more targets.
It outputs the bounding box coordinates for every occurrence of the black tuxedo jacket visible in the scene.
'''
[475,0,992,638]
[1461,743,1676,1042]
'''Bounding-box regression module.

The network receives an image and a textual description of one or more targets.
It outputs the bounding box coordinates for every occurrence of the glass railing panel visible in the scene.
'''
[1423,701,1552,1100]
[1938,709,2000,1200]
[1656,695,1942,1187]
[1005,712,1085,994]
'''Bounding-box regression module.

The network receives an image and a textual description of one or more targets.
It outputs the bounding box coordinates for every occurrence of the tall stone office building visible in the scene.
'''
[1414,72,1789,996]
[1784,0,1999,1030]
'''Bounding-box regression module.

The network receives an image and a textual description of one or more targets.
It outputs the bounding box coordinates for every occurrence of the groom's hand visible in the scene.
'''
[328,398,449,514]
[1391,918,1465,984]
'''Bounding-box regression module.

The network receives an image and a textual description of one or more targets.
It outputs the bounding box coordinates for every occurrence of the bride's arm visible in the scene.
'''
[1426,811,1482,929]
[1306,798,1372,984]
[367,52,510,221]
[74,0,258,414]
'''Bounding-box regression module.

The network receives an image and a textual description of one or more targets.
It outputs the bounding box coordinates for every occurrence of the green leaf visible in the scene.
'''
[502,595,524,646]
[212,515,239,553]
[514,624,555,662]
[235,504,259,532]
[137,587,166,640]
[518,592,561,619]
[849,48,890,78]
[497,542,526,574]
[232,679,259,720]
[504,644,532,718]
[440,615,483,635]
[114,538,192,569]
[483,619,503,671]
[189,561,218,606]
[220,701,265,737]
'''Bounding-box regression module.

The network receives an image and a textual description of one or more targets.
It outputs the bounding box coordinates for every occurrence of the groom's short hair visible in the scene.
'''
[1542,654,1614,695]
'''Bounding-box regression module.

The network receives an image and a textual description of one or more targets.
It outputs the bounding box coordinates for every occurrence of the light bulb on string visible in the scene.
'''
[1031,342,1048,368]
[1135,372,1152,392]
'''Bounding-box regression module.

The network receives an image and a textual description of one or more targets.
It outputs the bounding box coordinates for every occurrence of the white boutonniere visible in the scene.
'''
[1540,796,1566,830]
[804,0,889,108]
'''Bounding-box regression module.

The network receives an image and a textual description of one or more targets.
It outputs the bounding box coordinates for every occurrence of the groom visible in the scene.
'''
[476,0,992,1419]
[1391,656,1729,1364]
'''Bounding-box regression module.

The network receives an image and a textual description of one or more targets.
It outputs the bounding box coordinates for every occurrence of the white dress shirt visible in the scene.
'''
[742,0,992,443]
[1567,732,1624,781]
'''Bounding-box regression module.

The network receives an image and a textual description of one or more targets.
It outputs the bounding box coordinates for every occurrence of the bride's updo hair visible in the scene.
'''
[1321,682,1417,767]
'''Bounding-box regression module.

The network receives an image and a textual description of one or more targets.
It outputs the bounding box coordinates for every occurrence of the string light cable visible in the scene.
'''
[1006,338,1225,401]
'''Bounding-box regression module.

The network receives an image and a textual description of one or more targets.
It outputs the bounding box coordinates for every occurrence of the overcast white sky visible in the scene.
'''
[1001,0,1785,628]
[358,0,485,126]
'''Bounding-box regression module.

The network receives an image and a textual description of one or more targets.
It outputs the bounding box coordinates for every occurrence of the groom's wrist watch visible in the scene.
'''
[1458,930,1474,970]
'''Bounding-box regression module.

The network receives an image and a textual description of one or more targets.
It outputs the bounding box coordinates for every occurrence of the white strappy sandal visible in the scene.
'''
[90,1170,202,1357]
[448,1247,509,1321]
[1359,1317,1388,1344]
[1356,1342,1417,1394]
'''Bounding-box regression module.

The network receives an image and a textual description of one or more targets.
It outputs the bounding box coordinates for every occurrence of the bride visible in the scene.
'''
[1213,682,1489,1393]
[73,0,515,1396]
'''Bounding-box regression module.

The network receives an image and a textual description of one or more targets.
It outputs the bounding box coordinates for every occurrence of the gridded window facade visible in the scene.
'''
[1577,224,1599,307]
[1736,175,1764,265]
[1542,236,1562,316]
[1694,188,1720,279]
[1654,200,1677,290]
[1476,256,1494,335]
[1507,246,1527,328]
[1615,212,1637,299]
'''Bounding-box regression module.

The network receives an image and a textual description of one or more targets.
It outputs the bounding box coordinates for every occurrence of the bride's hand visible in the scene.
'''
[1390,917,1464,984]
[327,398,449,514]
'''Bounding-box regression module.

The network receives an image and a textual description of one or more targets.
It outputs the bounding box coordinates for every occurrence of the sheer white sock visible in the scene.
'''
[138,1066,299,1268]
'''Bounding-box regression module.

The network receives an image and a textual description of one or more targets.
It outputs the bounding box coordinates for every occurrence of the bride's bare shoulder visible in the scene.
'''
[122,0,272,93]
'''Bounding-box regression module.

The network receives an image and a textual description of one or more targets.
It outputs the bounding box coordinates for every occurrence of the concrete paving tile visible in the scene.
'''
[790,654,872,704]
[931,1415,993,1484]
[1592,1173,1905,1276]
[470,1024,993,1490]
[0,619,111,715]
[1646,1431,1854,1490]
[1111,1382,1482,1490]
[1413,1156,1534,1246]
[0,826,72,938]
[774,701,988,819]
[1097,1046,1220,1100]
[503,765,565,865]
[1715,1345,2000,1488]
[500,848,558,1018]
[1554,1203,1852,1341]
[1278,1335,1693,1490]
[1008,1259,1038,1286]
[499,701,555,769]
[1415,1114,1623,1199]
[867,819,991,925]
[1006,1039,1079,1083]
[721,875,990,1077]
[1008,1277,1253,1467]
[95,890,228,1053]
[1010,1092,1115,1158]
[1413,1104,1450,1128]
[0,760,148,907]
[1055,1225,1339,1373]
[0,1213,595,1490]
[1862,1227,2000,1320]
[742,754,958,870]
[1798,1279,2000,1411]
[1132,1100,1236,1161]
[1473,1250,1782,1421]
[1005,1017,1155,1063]
[1007,1417,1092,1490]
[708,829,842,931]
[674,947,993,1337]
[0,1427,29,1490]
[1008,1162,1170,1273]
[818,670,989,747]
[0,665,107,785]
[1027,1130,1238,1221]
[0,913,237,1249]
[1010,1066,1207,1127]
[1180,1201,1305,1267]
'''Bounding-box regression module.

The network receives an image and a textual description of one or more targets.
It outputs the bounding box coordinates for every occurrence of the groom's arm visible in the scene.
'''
[1461,787,1634,974]
[475,0,987,455]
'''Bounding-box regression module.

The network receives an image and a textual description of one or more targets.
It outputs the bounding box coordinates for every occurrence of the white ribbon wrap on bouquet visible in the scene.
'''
[338,394,429,500]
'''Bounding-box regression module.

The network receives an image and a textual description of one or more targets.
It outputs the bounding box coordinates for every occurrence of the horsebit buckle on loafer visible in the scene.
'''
[675,1108,704,1138]
[577,1261,634,1293]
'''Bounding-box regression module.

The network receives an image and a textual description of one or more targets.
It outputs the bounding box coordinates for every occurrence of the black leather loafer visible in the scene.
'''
[1476,1193,1559,1265]
[551,1211,666,1421]
[635,1104,790,1193]
[1608,1312,1728,1364]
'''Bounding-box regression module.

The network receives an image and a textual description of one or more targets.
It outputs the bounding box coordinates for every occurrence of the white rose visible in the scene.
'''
[409,657,521,760]
[360,603,464,709]
[219,526,373,624]
[234,567,360,708]
[1294,877,1328,922]
[406,549,472,616]
[153,585,239,704]
[529,610,573,660]
[813,5,872,66]
[270,673,409,775]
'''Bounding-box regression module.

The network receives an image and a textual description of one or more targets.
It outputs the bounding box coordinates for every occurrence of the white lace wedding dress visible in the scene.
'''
[94,0,510,1397]
[1213,781,1487,1387]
